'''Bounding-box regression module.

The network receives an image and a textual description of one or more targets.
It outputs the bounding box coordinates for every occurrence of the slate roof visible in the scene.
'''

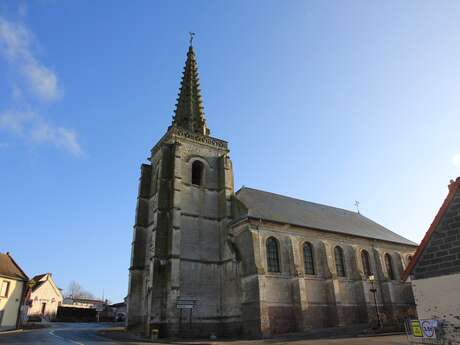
[401,177,460,280]
[0,252,28,281]
[235,187,417,246]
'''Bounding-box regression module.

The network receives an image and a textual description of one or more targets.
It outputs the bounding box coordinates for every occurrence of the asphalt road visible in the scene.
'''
[0,323,410,345]
[0,323,135,345]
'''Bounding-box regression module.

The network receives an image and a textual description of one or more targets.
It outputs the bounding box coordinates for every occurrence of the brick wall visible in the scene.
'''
[413,187,460,280]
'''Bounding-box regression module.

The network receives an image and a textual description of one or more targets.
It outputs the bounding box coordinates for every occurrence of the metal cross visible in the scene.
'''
[189,32,195,46]
[354,200,360,214]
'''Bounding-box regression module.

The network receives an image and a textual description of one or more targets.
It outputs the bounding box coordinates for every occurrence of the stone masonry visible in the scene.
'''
[127,43,418,338]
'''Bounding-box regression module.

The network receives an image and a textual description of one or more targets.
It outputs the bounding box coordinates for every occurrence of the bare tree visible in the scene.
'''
[65,281,95,299]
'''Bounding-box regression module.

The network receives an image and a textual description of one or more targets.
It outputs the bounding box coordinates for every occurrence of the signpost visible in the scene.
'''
[176,297,197,333]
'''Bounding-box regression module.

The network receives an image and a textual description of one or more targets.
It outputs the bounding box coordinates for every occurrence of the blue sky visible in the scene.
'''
[1,1,459,302]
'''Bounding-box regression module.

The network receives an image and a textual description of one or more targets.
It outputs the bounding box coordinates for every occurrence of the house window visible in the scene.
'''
[0,281,10,297]
[266,237,280,273]
[385,253,395,280]
[334,246,346,277]
[191,160,204,186]
[361,250,372,277]
[407,255,413,263]
[303,242,315,275]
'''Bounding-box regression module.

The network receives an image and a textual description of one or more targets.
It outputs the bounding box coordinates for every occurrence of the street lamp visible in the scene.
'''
[368,275,382,329]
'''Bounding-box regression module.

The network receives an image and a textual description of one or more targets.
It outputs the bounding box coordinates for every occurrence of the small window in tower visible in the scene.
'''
[191,160,204,186]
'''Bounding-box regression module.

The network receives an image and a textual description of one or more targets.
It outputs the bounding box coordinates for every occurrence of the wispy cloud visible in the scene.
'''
[0,108,35,134]
[0,107,83,157]
[0,18,60,102]
[0,15,82,156]
[31,121,83,156]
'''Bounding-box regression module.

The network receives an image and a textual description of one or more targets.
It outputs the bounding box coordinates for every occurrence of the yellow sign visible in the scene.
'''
[411,320,423,337]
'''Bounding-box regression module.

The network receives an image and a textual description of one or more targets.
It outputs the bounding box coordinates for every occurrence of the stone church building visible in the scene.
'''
[127,43,417,338]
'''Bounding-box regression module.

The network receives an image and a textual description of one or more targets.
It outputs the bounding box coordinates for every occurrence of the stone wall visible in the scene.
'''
[230,218,417,337]
[412,273,460,345]
[128,127,417,338]
[128,128,240,338]
[413,187,460,280]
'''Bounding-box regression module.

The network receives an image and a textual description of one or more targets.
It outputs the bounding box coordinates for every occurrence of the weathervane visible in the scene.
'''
[354,200,360,214]
[189,32,195,46]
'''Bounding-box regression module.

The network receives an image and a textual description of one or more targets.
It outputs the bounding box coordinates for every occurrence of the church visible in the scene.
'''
[127,42,417,338]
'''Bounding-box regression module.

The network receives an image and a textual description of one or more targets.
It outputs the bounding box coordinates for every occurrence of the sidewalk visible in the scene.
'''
[98,327,408,345]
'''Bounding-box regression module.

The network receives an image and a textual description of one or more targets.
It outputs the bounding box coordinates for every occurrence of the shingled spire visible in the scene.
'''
[172,41,210,136]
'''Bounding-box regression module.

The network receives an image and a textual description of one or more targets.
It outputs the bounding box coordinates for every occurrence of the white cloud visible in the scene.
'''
[0,17,60,101]
[0,15,82,157]
[452,153,460,167]
[0,108,35,134]
[31,121,83,157]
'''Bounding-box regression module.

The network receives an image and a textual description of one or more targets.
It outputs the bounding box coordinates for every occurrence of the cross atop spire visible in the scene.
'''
[172,38,210,136]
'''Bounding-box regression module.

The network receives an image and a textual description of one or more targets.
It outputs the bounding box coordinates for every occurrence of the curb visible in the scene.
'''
[0,329,24,335]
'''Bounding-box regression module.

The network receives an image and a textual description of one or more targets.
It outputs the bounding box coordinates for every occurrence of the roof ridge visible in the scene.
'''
[237,186,359,216]
[236,186,417,246]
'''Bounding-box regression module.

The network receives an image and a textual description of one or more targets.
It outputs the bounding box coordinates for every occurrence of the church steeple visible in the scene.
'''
[172,39,210,136]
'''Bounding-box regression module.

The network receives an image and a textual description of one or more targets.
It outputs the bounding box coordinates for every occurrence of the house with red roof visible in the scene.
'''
[402,177,460,344]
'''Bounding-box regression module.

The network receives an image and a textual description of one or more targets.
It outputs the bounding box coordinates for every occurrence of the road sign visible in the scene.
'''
[176,298,196,309]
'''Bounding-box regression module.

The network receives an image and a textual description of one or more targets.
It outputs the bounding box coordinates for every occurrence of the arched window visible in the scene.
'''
[361,250,372,277]
[334,246,346,277]
[303,242,315,275]
[266,237,280,273]
[407,255,413,263]
[385,253,395,280]
[191,160,204,186]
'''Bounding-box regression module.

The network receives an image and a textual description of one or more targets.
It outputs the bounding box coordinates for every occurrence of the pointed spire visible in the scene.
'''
[172,38,210,136]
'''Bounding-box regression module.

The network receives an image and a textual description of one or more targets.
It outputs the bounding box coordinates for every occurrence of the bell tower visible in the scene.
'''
[127,41,241,337]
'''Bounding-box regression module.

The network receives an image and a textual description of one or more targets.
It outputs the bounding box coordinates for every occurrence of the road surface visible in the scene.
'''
[0,323,410,344]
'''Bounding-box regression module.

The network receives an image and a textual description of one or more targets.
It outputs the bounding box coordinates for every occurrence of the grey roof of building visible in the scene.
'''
[0,252,28,281]
[235,187,417,246]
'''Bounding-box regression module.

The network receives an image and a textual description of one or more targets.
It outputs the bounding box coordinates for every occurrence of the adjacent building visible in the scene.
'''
[26,273,63,321]
[402,177,460,345]
[0,252,28,331]
[127,43,418,338]
[62,297,105,310]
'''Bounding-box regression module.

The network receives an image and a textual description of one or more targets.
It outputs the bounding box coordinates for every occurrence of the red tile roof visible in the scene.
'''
[401,177,460,281]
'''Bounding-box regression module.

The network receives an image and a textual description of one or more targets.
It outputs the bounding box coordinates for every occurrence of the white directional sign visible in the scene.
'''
[176,298,196,309]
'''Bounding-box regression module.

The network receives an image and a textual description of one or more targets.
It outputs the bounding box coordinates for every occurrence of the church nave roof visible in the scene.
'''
[235,187,417,246]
